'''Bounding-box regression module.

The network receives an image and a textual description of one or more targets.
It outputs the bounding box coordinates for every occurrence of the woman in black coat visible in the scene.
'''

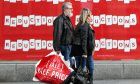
[71,8,95,84]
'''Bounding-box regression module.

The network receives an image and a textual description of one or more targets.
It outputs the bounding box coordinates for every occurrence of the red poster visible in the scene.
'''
[0,0,139,60]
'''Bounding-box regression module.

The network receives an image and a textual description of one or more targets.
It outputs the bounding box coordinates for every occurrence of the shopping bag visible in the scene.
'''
[33,51,73,84]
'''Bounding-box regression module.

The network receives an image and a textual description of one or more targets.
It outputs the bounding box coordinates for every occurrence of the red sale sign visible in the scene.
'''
[0,0,140,60]
[33,51,72,84]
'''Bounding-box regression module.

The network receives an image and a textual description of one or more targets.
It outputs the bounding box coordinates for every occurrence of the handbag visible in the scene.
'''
[61,67,88,84]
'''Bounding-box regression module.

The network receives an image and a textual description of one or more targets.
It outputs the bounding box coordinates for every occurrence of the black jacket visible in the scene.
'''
[53,14,74,51]
[72,22,95,55]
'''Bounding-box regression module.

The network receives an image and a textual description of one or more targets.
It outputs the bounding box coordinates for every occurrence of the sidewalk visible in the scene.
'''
[1,79,140,84]
[94,79,140,84]
[1,60,140,81]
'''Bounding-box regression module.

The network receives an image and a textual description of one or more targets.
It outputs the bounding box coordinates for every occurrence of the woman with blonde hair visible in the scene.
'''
[71,8,95,84]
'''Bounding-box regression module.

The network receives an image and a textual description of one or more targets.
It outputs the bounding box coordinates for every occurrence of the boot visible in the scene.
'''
[89,76,93,84]
[87,74,93,84]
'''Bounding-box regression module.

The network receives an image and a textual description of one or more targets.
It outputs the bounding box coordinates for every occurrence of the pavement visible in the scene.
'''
[1,79,140,84]
[94,79,140,84]
[1,60,140,83]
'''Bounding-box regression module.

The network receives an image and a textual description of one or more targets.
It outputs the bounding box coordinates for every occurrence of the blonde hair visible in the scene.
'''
[79,8,91,25]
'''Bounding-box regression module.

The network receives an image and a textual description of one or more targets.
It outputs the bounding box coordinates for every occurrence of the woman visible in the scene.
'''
[71,8,95,84]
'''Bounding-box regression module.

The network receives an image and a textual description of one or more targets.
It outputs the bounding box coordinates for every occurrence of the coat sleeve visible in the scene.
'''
[80,24,88,55]
[53,18,63,51]
[92,31,96,51]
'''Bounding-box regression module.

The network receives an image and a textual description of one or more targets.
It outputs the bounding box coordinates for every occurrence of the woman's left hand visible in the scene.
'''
[92,51,95,56]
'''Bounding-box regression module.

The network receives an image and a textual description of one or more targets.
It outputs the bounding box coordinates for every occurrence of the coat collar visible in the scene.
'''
[62,13,74,30]
[62,13,69,20]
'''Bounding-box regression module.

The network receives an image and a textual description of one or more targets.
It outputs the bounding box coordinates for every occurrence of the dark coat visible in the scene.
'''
[53,13,74,51]
[71,22,95,56]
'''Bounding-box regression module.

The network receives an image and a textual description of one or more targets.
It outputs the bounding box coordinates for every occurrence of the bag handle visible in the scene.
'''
[46,51,63,57]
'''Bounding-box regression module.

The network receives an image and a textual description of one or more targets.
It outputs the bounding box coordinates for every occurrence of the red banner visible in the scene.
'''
[0,0,140,60]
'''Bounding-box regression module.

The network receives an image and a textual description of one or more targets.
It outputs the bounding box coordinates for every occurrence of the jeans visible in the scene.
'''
[75,56,87,71]
[75,54,94,77]
[87,54,94,78]
[60,45,73,66]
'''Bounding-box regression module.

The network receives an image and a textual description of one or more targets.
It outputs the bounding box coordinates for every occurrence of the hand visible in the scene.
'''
[92,51,95,56]
[89,25,94,30]
[56,51,61,55]
[82,55,87,58]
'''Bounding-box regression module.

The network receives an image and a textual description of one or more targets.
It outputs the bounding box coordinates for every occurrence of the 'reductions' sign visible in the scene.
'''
[0,0,139,60]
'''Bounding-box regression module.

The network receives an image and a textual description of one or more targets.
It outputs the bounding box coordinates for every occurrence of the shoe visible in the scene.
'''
[87,79,93,84]
[87,74,93,84]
